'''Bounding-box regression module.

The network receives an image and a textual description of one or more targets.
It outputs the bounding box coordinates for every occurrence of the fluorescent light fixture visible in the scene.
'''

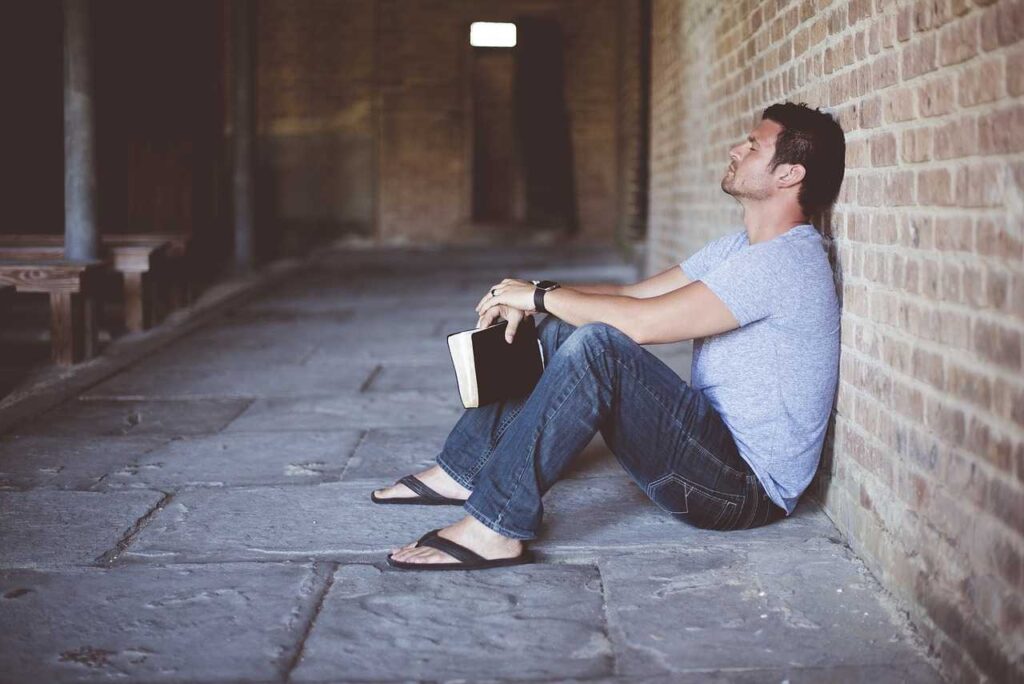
[470,22,516,47]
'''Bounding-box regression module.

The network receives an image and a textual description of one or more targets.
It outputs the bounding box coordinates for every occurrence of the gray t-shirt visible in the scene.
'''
[680,224,840,514]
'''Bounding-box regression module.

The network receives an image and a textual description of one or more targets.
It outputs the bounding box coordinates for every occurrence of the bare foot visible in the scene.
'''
[372,464,472,502]
[389,515,523,565]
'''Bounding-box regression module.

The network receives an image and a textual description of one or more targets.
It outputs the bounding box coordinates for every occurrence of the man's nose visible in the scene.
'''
[728,145,741,161]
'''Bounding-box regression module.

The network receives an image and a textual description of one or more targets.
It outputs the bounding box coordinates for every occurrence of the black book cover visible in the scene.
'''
[447,316,545,408]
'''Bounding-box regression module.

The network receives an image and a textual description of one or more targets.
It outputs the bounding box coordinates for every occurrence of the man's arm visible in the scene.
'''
[541,280,739,345]
[564,264,693,298]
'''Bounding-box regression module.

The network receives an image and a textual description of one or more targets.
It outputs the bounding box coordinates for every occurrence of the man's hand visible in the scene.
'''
[477,303,531,344]
[476,278,537,316]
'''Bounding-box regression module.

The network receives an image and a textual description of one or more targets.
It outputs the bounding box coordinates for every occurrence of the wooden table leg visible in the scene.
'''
[49,291,98,365]
[49,292,79,365]
[123,271,146,333]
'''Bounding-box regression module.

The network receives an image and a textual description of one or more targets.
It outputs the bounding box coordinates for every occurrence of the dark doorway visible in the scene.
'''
[471,46,522,224]
[469,18,576,236]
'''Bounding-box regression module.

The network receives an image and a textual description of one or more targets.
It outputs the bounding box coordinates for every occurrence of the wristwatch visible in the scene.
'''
[532,280,561,314]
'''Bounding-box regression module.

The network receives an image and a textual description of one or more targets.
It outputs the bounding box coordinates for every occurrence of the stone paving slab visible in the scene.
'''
[341,426,451,481]
[0,436,168,491]
[364,362,459,393]
[83,363,377,400]
[124,483,458,562]
[291,562,611,682]
[598,546,933,678]
[148,334,319,369]
[224,391,464,433]
[100,431,363,489]
[16,399,252,437]
[124,480,833,564]
[0,563,313,682]
[0,489,165,568]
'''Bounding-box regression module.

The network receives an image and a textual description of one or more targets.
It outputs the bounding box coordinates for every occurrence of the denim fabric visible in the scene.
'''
[436,316,787,540]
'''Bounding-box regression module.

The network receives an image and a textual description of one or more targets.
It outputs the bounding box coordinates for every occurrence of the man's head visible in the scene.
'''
[721,102,846,218]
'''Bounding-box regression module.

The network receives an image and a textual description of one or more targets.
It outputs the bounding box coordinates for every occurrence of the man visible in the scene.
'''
[374,102,845,570]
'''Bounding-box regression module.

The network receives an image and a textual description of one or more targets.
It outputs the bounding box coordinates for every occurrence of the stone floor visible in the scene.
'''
[0,245,941,683]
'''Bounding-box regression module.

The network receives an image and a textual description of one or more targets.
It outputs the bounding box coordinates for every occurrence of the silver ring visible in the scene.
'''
[490,288,498,296]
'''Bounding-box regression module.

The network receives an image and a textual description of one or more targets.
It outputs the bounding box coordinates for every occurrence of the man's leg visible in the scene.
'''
[391,321,785,566]
[434,315,577,490]
[460,321,783,539]
[373,315,577,501]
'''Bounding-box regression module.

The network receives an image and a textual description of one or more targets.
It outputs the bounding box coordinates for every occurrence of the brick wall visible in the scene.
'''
[647,1,1023,681]
[258,0,639,245]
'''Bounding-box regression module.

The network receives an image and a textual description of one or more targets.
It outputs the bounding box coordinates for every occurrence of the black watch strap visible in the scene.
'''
[534,287,547,314]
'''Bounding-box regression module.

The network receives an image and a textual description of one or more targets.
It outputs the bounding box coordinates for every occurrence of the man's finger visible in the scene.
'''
[504,316,519,343]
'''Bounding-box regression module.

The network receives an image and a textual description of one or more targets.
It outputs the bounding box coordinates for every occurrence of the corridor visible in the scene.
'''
[0,245,939,682]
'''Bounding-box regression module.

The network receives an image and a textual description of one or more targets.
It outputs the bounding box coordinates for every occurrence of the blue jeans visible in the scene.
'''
[436,316,787,540]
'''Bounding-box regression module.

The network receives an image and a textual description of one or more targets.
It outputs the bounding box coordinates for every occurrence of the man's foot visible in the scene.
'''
[372,465,472,502]
[389,515,524,566]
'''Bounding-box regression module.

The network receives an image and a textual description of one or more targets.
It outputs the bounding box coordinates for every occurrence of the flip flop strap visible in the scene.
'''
[398,474,448,502]
[415,529,485,564]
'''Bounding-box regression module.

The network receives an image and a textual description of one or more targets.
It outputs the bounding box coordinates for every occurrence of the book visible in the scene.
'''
[446,315,546,409]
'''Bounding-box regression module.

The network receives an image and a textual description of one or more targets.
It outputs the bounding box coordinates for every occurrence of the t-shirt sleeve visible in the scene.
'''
[680,231,743,281]
[698,246,785,327]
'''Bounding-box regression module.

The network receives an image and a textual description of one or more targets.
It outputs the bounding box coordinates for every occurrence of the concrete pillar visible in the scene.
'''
[63,0,100,262]
[231,0,256,272]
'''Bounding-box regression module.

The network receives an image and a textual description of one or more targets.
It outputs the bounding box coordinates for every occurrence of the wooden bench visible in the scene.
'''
[0,236,174,333]
[0,261,103,365]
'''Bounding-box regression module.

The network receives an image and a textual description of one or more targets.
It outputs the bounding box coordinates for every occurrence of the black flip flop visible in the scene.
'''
[386,528,535,571]
[370,474,467,506]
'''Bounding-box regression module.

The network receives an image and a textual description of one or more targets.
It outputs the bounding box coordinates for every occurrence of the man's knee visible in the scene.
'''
[562,322,633,356]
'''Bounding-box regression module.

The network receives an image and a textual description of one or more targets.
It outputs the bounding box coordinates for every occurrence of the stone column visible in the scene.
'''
[231,0,256,271]
[63,0,100,262]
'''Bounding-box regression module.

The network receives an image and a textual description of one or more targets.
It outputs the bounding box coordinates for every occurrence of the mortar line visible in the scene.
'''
[283,560,337,682]
[93,490,175,567]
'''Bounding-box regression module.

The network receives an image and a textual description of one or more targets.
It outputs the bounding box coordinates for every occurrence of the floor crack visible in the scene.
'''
[93,490,174,567]
[283,560,336,682]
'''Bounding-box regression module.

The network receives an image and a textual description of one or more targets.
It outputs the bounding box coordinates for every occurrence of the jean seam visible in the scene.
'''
[464,402,527,483]
[463,500,535,540]
[608,354,747,492]
[435,455,474,491]
[491,359,592,529]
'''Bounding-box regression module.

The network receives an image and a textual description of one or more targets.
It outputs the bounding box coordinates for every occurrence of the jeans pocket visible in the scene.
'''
[647,472,739,531]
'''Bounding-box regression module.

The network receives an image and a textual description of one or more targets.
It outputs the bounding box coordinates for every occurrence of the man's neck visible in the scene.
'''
[741,204,808,245]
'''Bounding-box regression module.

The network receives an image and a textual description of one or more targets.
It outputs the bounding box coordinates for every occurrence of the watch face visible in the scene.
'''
[536,280,559,290]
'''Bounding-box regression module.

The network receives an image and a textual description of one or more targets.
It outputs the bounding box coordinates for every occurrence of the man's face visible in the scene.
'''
[721,119,783,202]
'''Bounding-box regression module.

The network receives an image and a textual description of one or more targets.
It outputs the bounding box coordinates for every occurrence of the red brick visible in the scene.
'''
[912,346,946,390]
[959,58,1003,107]
[871,132,899,166]
[934,117,978,159]
[871,51,900,89]
[956,162,1005,208]
[992,376,1024,427]
[903,33,938,79]
[978,106,1024,154]
[886,170,916,205]
[924,396,967,446]
[934,215,974,252]
[860,96,882,128]
[946,360,993,409]
[918,168,953,205]
[975,219,1024,261]
[897,5,912,41]
[919,77,957,118]
[972,318,1023,370]
[1009,47,1024,96]
[938,13,979,66]
[996,0,1024,47]
[901,126,932,162]
[884,86,917,122]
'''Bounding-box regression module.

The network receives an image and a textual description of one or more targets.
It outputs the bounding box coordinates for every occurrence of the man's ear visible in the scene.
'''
[776,163,806,189]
